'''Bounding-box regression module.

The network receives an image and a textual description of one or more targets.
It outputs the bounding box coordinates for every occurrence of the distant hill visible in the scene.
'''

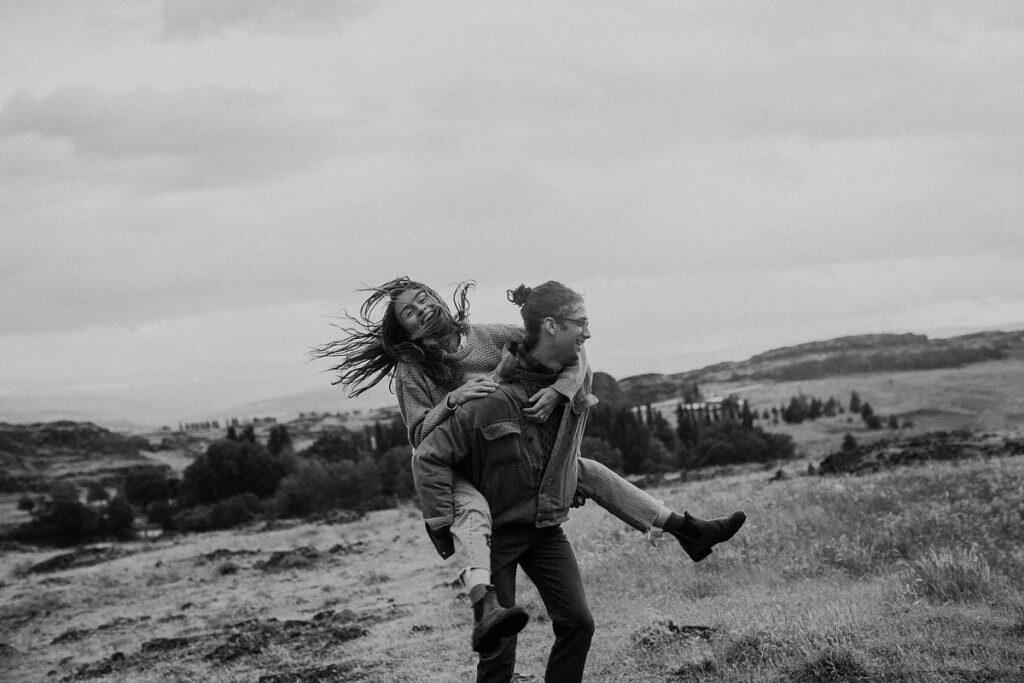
[618,330,1024,406]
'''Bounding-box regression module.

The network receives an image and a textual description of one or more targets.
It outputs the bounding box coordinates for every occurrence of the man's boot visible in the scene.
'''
[665,511,746,562]
[470,584,529,653]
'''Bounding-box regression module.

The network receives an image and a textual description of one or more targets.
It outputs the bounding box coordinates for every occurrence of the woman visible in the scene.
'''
[314,277,745,652]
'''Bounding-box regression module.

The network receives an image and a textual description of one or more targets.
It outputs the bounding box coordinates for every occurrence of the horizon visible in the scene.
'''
[2,4,1023,429]
[3,319,1021,431]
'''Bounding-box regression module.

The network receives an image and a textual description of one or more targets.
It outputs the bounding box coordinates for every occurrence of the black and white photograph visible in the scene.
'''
[2,2,1024,680]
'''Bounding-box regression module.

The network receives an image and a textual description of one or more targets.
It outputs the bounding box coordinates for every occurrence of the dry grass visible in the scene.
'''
[3,453,1024,680]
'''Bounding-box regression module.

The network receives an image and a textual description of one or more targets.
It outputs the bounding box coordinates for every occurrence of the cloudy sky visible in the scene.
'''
[2,1,1023,425]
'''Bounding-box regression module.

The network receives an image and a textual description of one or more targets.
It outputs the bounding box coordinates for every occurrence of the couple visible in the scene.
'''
[317,277,746,682]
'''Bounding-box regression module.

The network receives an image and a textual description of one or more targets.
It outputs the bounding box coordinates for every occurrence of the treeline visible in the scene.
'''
[5,387,803,546]
[583,394,794,475]
[777,391,909,431]
[4,419,415,547]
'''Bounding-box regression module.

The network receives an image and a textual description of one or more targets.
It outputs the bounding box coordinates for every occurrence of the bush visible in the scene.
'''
[146,499,180,531]
[581,436,623,472]
[377,445,415,499]
[172,493,262,533]
[274,457,382,518]
[179,439,288,506]
[86,481,109,502]
[685,421,795,468]
[302,430,367,462]
[103,495,135,540]
[124,466,178,507]
[7,495,135,546]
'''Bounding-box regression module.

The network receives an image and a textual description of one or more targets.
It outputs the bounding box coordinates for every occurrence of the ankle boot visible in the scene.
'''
[470,584,529,653]
[665,511,746,562]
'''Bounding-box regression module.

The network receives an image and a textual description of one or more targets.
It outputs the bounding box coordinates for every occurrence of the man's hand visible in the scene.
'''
[571,492,588,508]
[523,386,561,422]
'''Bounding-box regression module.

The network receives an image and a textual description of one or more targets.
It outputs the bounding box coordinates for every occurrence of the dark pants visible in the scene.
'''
[476,525,594,683]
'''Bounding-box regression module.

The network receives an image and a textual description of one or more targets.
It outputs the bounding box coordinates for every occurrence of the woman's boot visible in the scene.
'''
[664,511,746,562]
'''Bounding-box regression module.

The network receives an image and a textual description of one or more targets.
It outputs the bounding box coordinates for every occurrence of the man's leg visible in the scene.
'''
[519,527,594,683]
[576,458,746,562]
[453,475,528,654]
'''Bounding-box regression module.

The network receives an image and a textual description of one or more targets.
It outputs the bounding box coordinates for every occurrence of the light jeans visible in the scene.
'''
[451,457,664,574]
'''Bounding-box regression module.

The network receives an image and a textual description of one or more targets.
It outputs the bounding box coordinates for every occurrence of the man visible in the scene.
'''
[413,280,600,682]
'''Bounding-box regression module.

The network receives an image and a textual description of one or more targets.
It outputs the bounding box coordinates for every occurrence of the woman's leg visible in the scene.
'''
[451,473,492,586]
[576,458,746,562]
[451,472,528,652]
[575,458,664,531]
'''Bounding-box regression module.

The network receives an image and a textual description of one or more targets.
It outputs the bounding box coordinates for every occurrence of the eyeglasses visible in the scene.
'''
[558,316,590,331]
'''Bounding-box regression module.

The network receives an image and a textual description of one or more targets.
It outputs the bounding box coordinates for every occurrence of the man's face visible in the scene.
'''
[393,288,443,338]
[551,302,591,366]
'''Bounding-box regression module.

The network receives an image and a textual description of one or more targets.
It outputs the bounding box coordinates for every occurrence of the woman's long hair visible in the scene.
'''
[311,277,474,397]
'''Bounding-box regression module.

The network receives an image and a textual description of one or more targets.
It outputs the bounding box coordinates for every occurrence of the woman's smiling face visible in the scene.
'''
[393,287,442,338]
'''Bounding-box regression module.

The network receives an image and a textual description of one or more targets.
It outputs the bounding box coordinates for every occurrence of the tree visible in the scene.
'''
[240,425,256,444]
[226,425,239,441]
[124,466,177,507]
[86,481,109,502]
[304,430,365,462]
[581,436,623,472]
[841,433,858,452]
[860,402,882,430]
[378,445,416,499]
[849,391,862,414]
[102,495,135,540]
[179,439,287,506]
[267,425,293,457]
[782,396,808,424]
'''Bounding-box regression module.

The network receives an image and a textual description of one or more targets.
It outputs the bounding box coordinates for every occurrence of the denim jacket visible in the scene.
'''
[412,346,597,538]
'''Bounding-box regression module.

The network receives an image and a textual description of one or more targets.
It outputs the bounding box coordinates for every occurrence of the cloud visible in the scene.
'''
[161,0,377,39]
[0,85,343,188]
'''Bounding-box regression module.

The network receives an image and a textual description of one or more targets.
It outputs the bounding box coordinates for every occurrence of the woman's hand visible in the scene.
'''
[523,386,561,422]
[447,377,499,409]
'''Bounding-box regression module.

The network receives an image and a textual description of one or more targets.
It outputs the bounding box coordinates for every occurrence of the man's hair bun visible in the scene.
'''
[506,284,532,306]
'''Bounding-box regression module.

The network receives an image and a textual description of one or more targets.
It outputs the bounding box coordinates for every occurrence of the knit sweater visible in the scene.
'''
[394,323,587,447]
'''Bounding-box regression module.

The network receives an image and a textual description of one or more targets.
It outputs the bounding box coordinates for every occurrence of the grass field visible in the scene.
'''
[704,357,1024,459]
[4,446,1024,681]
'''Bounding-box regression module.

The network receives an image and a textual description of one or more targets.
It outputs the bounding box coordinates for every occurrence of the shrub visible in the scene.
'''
[6,495,133,546]
[581,436,623,472]
[85,481,109,502]
[172,493,261,532]
[302,430,367,462]
[124,466,178,507]
[146,500,180,531]
[274,457,382,518]
[686,421,795,467]
[179,439,288,506]
[377,445,416,499]
[102,495,135,540]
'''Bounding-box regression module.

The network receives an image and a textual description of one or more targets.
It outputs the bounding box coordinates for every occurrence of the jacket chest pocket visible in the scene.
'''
[477,420,534,515]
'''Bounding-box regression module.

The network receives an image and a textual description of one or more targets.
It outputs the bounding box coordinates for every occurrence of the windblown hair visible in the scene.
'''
[311,277,474,397]
[506,280,583,350]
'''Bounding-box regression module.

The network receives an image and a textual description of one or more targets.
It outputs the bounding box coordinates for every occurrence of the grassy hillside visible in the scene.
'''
[3,447,1023,681]
[704,357,1024,458]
